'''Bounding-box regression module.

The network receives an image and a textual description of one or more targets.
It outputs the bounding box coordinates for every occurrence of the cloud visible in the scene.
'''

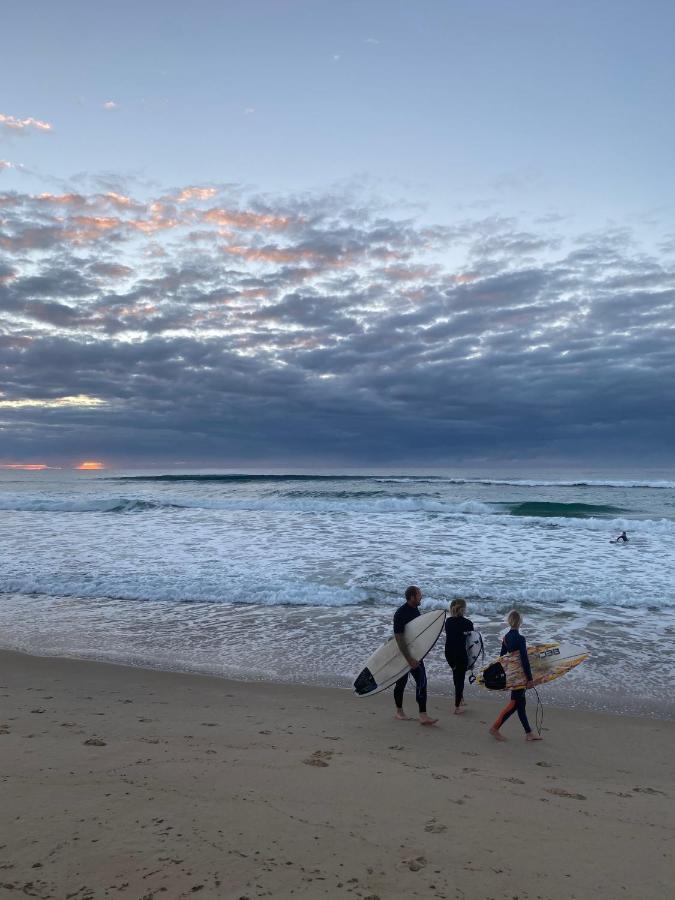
[103,100,118,110]
[0,179,674,464]
[0,112,52,134]
[0,394,105,409]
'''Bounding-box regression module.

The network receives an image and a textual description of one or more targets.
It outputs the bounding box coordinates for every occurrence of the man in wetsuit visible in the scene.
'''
[616,531,628,543]
[393,585,438,726]
[489,609,542,742]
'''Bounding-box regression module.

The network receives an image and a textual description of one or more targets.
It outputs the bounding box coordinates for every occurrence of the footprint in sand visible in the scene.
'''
[0,724,9,735]
[536,761,554,767]
[545,788,586,800]
[424,819,447,833]
[303,750,334,768]
[83,738,107,747]
[633,786,666,796]
[402,854,427,872]
[503,777,525,784]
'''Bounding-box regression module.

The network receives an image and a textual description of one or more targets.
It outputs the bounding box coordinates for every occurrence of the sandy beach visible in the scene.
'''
[1,649,673,900]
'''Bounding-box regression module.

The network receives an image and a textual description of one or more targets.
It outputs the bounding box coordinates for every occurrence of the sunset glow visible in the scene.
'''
[0,463,52,470]
[75,460,105,471]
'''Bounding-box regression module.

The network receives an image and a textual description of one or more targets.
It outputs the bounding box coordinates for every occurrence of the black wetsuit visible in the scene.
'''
[493,628,533,733]
[444,615,474,708]
[392,602,427,713]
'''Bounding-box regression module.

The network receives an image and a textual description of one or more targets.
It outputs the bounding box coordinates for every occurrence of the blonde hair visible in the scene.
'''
[507,609,522,629]
[450,598,467,617]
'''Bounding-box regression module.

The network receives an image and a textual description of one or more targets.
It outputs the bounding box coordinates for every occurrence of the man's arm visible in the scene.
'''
[395,632,419,668]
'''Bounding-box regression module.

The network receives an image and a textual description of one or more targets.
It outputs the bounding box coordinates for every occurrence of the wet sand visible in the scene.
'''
[0,649,673,899]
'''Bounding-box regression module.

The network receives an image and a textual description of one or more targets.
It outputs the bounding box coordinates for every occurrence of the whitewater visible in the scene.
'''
[1,470,674,716]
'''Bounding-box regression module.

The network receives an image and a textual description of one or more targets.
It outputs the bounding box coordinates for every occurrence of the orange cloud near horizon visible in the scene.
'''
[75,460,105,470]
[0,463,53,470]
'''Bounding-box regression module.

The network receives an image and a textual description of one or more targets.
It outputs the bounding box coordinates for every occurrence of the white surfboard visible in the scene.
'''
[466,631,484,670]
[353,609,446,697]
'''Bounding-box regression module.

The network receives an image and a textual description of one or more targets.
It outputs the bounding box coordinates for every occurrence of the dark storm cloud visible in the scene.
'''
[1,180,674,465]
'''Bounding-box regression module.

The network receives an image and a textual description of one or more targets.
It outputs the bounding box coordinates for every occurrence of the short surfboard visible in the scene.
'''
[353,609,446,697]
[476,642,589,691]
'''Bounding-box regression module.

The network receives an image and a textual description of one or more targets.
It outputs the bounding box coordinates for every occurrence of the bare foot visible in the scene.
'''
[454,707,465,715]
[420,714,438,726]
[526,733,543,741]
[395,710,411,721]
[489,727,507,742]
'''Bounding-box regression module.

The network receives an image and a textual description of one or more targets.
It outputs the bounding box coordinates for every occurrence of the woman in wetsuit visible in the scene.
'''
[444,598,474,714]
[489,609,542,742]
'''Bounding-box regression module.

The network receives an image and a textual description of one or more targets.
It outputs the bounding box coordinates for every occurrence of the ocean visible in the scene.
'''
[1,470,674,717]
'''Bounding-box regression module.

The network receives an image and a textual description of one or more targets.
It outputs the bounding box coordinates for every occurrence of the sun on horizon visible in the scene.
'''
[75,460,106,471]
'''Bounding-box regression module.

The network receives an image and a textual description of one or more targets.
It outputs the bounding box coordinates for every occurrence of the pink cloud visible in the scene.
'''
[203,208,293,232]
[0,112,52,134]
[174,187,218,203]
[223,244,317,264]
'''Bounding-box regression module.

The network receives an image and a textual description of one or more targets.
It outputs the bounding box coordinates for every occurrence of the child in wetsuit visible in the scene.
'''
[489,609,542,742]
[444,598,474,714]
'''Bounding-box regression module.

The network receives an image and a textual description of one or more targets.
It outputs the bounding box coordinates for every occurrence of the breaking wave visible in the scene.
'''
[110,473,675,490]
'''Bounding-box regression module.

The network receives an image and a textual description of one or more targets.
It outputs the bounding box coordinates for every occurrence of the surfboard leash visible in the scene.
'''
[532,685,544,736]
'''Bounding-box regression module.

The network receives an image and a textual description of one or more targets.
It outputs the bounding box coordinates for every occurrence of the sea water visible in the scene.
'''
[1,470,674,716]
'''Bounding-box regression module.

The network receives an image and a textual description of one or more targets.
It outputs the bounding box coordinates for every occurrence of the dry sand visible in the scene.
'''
[0,649,673,900]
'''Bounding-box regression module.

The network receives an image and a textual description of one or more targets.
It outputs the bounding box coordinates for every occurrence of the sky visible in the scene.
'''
[1,0,674,469]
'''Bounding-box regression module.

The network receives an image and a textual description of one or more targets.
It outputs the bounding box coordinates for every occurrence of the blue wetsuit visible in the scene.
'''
[493,628,532,733]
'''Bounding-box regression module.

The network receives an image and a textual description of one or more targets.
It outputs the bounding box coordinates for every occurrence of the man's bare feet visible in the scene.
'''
[454,706,465,715]
[526,733,543,741]
[489,727,507,742]
[419,714,438,726]
[395,709,411,721]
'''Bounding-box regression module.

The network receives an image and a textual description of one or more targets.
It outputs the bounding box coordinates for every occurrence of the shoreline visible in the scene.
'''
[2,641,674,722]
[1,648,674,899]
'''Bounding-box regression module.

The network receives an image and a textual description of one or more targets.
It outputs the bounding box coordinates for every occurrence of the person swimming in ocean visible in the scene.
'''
[489,609,542,743]
[614,531,628,543]
[392,585,438,726]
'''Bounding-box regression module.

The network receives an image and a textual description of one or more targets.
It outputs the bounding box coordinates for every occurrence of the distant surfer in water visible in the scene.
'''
[444,598,474,714]
[614,531,628,543]
[489,609,542,742]
[393,586,438,726]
